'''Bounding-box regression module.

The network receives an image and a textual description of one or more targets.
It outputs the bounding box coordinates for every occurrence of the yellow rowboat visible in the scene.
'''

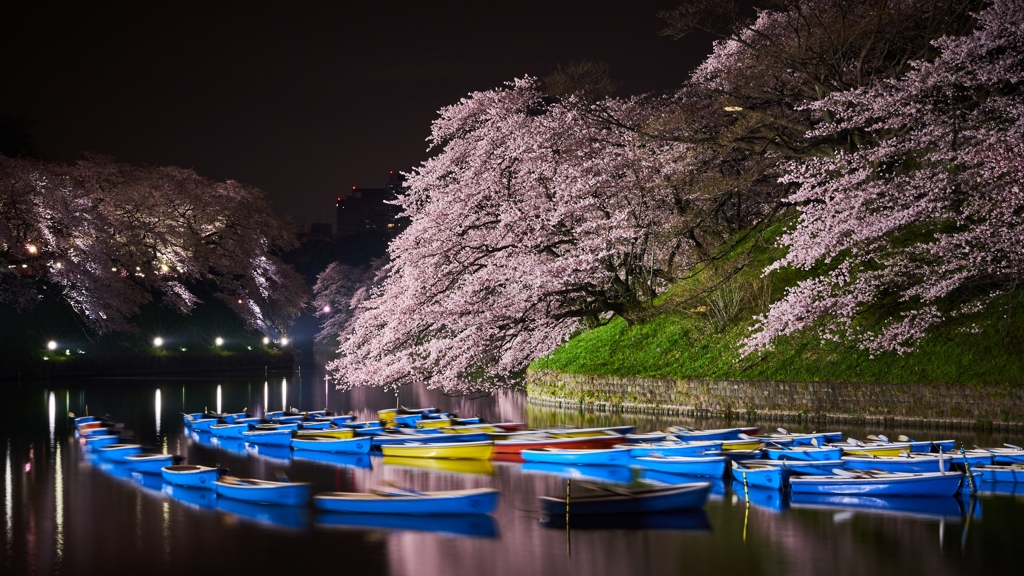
[441,426,505,434]
[380,441,494,460]
[839,443,914,457]
[295,429,355,439]
[720,439,763,451]
[416,419,452,430]
[378,407,437,422]
[382,456,494,476]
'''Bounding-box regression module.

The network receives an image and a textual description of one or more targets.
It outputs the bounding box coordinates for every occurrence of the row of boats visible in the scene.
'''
[74,406,1024,521]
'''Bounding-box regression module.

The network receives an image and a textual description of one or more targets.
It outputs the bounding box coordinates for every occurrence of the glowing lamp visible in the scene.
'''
[215,337,224,347]
[153,337,163,347]
[262,337,270,345]
[47,340,57,351]
[280,337,289,346]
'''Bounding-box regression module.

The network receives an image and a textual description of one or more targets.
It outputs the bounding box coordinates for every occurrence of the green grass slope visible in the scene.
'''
[531,230,1024,386]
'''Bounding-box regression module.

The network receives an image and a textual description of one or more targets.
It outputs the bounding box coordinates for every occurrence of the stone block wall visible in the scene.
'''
[526,370,1024,431]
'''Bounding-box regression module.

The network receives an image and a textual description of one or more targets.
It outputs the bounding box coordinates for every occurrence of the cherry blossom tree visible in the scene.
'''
[326,78,688,391]
[743,0,1024,354]
[0,155,307,333]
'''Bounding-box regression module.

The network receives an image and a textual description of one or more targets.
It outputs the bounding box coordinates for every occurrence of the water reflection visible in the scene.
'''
[216,384,222,415]
[48,392,55,446]
[155,389,162,436]
[5,439,11,553]
[264,381,268,417]
[54,442,63,563]
[281,378,287,410]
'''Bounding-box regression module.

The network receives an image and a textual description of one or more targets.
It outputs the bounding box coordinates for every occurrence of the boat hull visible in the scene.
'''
[627,441,722,458]
[539,483,711,515]
[123,453,175,473]
[314,488,499,515]
[521,447,631,466]
[764,447,843,461]
[732,465,791,490]
[161,465,223,489]
[215,478,312,506]
[241,430,294,446]
[633,456,729,478]
[790,472,963,496]
[380,441,494,460]
[842,455,952,474]
[291,436,372,453]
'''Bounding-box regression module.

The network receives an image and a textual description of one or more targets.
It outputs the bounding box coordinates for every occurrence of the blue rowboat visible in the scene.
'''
[79,426,112,437]
[974,464,1024,482]
[187,416,219,432]
[739,459,846,476]
[265,410,285,419]
[268,415,305,424]
[242,429,294,446]
[627,441,723,458]
[315,414,354,424]
[371,432,491,447]
[161,464,225,488]
[74,415,97,427]
[541,509,711,531]
[931,440,957,452]
[521,447,632,466]
[981,447,1024,464]
[291,436,371,453]
[539,482,711,515]
[344,420,384,430]
[666,427,754,442]
[952,450,995,468]
[314,487,499,515]
[210,423,251,439]
[214,477,312,506]
[790,493,973,521]
[392,414,423,427]
[254,422,300,432]
[293,450,372,469]
[123,453,177,473]
[217,497,311,529]
[731,461,791,490]
[298,421,333,430]
[764,446,843,461]
[842,454,952,473]
[97,444,143,462]
[624,432,670,443]
[638,471,727,496]
[522,463,633,485]
[163,483,218,509]
[85,434,120,450]
[317,512,498,538]
[220,412,251,424]
[790,470,964,496]
[632,455,729,477]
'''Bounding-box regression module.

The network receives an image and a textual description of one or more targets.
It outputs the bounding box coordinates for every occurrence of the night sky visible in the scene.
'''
[1,1,717,227]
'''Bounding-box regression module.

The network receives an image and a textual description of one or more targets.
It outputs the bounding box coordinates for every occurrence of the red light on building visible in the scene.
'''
[352,186,356,190]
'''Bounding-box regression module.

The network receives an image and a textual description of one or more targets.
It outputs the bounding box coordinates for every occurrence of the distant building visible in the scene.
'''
[296,222,333,243]
[335,171,408,237]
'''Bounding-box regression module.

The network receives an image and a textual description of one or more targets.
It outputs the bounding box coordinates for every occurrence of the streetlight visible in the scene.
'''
[280,337,289,346]
[215,337,224,347]
[262,337,270,345]
[153,337,163,347]
[47,340,57,351]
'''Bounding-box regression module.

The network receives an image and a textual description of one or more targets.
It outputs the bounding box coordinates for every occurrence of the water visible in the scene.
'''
[2,371,1023,576]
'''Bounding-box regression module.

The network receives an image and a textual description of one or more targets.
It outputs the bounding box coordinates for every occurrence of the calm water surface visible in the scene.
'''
[2,369,1023,576]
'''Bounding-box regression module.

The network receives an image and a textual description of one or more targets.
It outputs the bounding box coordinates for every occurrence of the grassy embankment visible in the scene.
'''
[531,227,1024,386]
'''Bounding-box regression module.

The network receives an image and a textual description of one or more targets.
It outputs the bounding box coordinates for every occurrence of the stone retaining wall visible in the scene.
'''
[526,370,1024,431]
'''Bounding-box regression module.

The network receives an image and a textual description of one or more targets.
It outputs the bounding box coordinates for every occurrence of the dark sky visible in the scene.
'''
[1,1,717,227]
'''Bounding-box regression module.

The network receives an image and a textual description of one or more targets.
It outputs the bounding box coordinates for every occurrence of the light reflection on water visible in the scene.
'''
[1,369,1023,576]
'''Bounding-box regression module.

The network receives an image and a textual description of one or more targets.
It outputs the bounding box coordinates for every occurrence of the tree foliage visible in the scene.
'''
[0,155,308,334]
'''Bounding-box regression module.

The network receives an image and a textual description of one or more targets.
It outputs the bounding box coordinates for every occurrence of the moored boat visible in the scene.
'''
[731,461,791,490]
[739,459,846,476]
[520,447,631,466]
[314,487,499,515]
[295,428,355,439]
[632,455,729,477]
[123,453,178,473]
[973,463,1024,483]
[666,426,757,442]
[210,423,251,439]
[539,482,711,515]
[380,441,494,460]
[492,433,626,459]
[291,436,371,453]
[764,446,843,461]
[241,429,294,446]
[372,432,491,447]
[832,440,914,457]
[626,441,723,458]
[841,453,952,474]
[214,476,312,506]
[161,464,225,488]
[382,456,493,476]
[789,470,963,496]
[96,444,143,462]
